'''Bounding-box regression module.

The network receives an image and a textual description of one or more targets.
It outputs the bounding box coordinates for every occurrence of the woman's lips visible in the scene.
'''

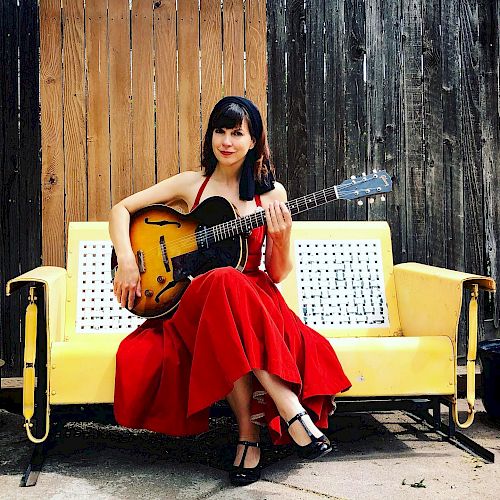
[220,151,234,156]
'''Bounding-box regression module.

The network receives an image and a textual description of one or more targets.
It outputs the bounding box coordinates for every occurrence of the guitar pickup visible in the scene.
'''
[160,236,171,273]
[137,250,145,273]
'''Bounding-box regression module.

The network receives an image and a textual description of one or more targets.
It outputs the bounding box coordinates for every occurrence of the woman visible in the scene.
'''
[109,96,351,486]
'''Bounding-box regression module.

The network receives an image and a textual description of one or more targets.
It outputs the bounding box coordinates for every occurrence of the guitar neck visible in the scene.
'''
[202,186,339,244]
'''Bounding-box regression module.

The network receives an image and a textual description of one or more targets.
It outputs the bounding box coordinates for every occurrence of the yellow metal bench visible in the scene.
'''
[6,220,496,468]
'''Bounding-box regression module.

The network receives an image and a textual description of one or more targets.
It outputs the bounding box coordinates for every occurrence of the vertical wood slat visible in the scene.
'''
[305,0,325,221]
[460,1,484,277]
[441,0,465,271]
[155,0,179,181]
[223,0,245,96]
[63,0,87,227]
[131,0,155,191]
[366,0,387,222]
[200,0,223,140]
[324,0,346,222]
[266,0,287,185]
[19,0,42,274]
[344,0,367,222]
[402,0,425,262]
[422,0,445,267]
[178,0,200,171]
[40,0,65,266]
[109,0,132,204]
[245,0,267,128]
[479,0,500,327]
[86,0,110,220]
[383,0,405,263]
[286,0,307,209]
[0,0,21,377]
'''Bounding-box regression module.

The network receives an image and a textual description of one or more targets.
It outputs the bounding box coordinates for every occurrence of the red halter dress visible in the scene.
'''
[114,177,351,444]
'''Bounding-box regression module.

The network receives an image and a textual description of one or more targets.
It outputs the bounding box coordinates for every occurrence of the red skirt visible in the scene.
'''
[114,267,351,445]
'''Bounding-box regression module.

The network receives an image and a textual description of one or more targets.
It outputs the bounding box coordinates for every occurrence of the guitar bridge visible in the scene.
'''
[137,250,145,273]
[160,235,171,272]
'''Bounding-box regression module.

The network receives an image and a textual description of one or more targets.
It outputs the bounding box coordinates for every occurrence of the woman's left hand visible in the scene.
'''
[265,200,292,248]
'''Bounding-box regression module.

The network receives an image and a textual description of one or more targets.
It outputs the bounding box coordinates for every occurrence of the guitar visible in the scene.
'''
[111,170,392,318]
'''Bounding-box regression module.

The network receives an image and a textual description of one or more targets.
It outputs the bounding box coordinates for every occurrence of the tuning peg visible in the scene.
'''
[380,195,386,201]
[357,200,364,206]
[350,175,356,180]
[362,172,367,177]
[369,197,375,204]
[373,169,378,173]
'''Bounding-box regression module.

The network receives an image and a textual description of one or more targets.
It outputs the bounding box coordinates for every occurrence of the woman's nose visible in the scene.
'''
[222,134,232,146]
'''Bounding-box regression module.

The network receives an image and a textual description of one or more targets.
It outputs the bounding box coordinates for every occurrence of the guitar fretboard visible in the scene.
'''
[195,186,339,248]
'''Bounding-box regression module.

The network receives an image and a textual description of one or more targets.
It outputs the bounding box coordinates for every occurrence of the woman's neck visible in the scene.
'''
[211,163,242,187]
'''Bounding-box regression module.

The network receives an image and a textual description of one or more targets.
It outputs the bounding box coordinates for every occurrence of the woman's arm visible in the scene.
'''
[262,182,293,283]
[109,170,200,308]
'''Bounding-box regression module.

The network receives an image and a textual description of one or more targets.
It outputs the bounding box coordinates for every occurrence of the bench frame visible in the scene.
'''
[6,221,497,486]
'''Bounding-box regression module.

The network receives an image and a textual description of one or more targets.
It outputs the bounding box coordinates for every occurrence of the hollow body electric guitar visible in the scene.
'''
[111,171,392,318]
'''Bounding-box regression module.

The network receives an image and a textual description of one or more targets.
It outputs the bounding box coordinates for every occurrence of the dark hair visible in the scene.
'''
[201,102,274,183]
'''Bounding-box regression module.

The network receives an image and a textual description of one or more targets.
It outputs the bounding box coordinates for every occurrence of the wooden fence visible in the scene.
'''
[1,0,499,378]
[267,0,500,330]
[41,0,267,267]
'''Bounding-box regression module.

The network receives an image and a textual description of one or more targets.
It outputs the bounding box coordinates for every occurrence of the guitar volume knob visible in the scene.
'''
[157,276,166,283]
[145,289,154,298]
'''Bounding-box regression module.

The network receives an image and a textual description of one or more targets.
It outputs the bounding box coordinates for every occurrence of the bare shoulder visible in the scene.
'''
[260,181,287,205]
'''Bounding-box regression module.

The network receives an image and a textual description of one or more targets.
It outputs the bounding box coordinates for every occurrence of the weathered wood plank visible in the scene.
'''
[325,0,347,222]
[200,0,223,142]
[223,0,245,96]
[109,0,132,204]
[178,0,201,171]
[305,0,325,220]
[0,0,21,377]
[266,0,288,186]
[63,0,87,225]
[422,0,445,267]
[459,0,484,276]
[19,0,41,275]
[86,0,111,220]
[246,0,267,128]
[131,0,155,191]
[286,0,307,212]
[365,0,387,222]
[382,0,405,263]
[478,0,500,327]
[401,0,425,262]
[441,0,465,271]
[155,0,178,181]
[40,0,65,265]
[344,0,367,222]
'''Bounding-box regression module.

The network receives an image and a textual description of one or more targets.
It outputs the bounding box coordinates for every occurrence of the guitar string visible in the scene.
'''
[127,182,389,259]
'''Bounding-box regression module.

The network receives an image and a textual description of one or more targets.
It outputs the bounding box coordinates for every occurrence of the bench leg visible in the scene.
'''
[20,441,47,487]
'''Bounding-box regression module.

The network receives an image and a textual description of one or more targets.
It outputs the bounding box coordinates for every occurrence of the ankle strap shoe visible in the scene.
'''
[286,411,333,460]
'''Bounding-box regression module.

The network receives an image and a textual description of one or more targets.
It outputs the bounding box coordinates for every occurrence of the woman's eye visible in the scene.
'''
[233,130,243,136]
[214,128,224,134]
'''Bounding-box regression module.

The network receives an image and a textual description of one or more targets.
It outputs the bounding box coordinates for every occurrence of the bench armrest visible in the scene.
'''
[6,266,67,344]
[394,262,495,428]
[6,266,67,443]
[394,262,495,340]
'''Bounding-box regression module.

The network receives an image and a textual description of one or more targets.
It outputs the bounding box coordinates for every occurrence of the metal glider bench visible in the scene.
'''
[6,221,496,486]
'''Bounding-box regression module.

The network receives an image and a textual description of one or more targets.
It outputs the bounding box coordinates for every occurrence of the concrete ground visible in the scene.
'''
[0,401,499,500]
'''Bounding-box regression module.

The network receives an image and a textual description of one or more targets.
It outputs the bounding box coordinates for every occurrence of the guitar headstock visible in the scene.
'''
[337,170,392,202]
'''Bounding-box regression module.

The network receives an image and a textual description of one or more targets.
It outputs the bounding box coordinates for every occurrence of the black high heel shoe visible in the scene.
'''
[286,411,332,460]
[229,440,261,486]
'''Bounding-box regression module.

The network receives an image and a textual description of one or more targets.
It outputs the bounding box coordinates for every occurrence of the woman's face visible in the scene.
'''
[211,117,255,170]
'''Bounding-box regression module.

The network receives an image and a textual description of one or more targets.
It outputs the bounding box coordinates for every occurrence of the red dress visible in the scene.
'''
[114,178,351,445]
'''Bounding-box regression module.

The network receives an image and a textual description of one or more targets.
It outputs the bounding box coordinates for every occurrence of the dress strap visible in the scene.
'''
[192,175,211,210]
[255,194,262,207]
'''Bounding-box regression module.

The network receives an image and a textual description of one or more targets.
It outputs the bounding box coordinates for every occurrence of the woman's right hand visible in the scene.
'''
[113,255,142,310]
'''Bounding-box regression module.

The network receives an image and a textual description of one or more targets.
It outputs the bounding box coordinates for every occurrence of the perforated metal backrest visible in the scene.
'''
[280,221,402,338]
[65,222,144,336]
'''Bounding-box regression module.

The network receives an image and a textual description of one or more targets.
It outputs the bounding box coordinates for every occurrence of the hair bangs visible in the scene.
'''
[211,103,252,135]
